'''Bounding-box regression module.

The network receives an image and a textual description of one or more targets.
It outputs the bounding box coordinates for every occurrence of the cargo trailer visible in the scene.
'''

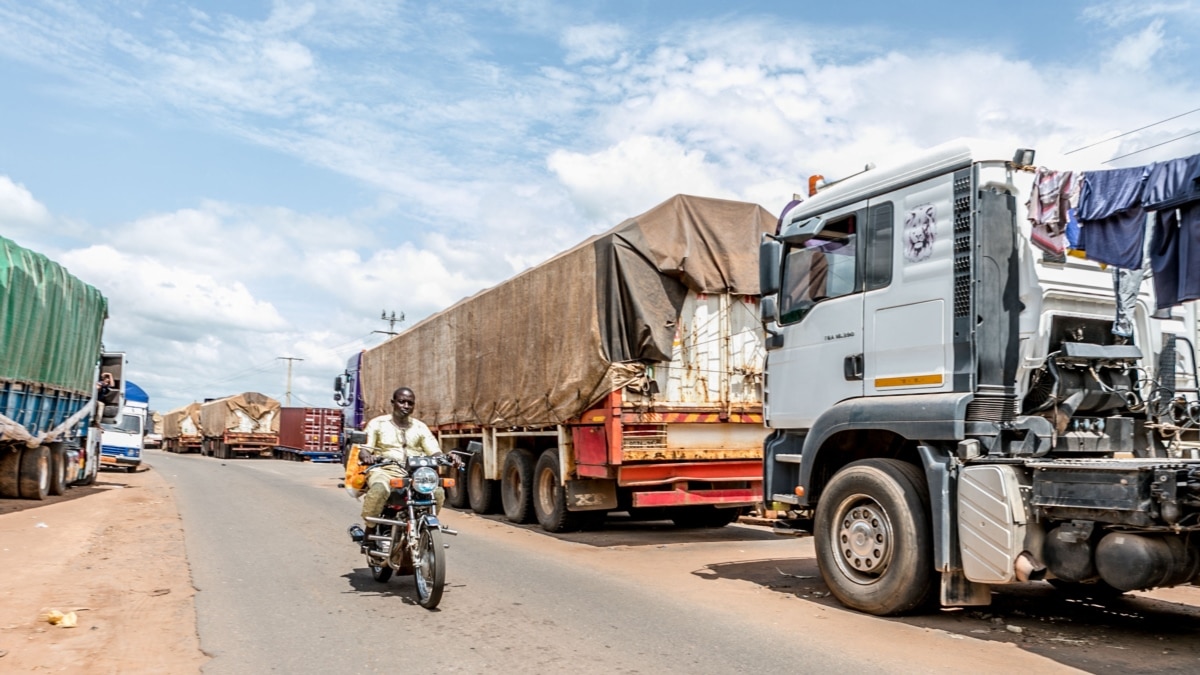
[336,194,775,531]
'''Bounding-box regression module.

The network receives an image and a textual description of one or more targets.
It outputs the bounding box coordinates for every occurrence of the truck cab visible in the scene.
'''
[760,142,1200,615]
[100,380,148,473]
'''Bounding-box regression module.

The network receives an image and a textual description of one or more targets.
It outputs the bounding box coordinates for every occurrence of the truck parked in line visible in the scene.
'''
[99,380,148,472]
[336,195,775,531]
[162,402,202,453]
[144,410,163,449]
[759,142,1200,615]
[200,392,280,459]
[274,406,342,462]
[0,235,122,499]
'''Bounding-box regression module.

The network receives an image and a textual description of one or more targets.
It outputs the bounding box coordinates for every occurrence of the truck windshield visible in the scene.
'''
[102,415,143,434]
[779,234,857,324]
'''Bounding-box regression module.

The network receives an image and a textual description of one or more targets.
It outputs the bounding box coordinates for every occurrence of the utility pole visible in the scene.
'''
[375,310,405,336]
[277,356,304,406]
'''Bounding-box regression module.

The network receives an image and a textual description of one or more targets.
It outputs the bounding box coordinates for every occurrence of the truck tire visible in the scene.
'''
[671,505,743,528]
[533,449,578,532]
[49,445,69,496]
[18,446,51,500]
[445,455,470,509]
[467,452,501,514]
[813,458,934,616]
[500,449,535,524]
[0,449,21,498]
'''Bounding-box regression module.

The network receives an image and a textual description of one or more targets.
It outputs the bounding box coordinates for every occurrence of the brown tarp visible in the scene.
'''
[199,392,281,437]
[361,194,776,426]
[162,402,201,439]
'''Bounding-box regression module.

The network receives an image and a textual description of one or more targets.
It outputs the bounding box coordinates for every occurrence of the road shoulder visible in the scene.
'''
[0,467,206,673]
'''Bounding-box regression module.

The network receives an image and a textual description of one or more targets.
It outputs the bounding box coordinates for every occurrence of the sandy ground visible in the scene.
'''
[0,466,207,674]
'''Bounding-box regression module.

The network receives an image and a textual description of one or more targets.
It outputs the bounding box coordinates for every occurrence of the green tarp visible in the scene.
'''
[0,236,107,394]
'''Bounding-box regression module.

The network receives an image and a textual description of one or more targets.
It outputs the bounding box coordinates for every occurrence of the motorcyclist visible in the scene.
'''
[357,386,446,525]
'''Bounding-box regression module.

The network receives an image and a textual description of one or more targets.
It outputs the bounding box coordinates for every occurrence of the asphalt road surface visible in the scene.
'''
[149,451,1200,674]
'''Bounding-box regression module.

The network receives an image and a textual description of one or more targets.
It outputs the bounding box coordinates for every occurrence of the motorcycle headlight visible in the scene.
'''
[412,466,439,494]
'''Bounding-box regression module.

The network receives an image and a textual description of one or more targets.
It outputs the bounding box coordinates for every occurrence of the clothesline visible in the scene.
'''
[1027,150,1200,315]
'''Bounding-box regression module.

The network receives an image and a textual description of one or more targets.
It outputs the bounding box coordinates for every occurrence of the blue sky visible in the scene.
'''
[2,0,1199,413]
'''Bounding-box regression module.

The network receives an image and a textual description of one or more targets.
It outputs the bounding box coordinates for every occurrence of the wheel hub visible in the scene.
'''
[835,500,891,580]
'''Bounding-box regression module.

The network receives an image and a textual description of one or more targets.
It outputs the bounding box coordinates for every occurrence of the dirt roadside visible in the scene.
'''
[0,467,206,674]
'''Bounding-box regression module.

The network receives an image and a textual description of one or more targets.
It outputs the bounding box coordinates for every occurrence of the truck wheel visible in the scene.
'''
[500,449,535,524]
[445,456,470,509]
[49,445,68,496]
[467,452,500,514]
[18,446,51,500]
[814,458,934,616]
[533,450,578,532]
[0,449,21,498]
[671,506,743,528]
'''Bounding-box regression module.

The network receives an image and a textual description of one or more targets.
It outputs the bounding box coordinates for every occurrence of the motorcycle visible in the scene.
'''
[349,453,461,609]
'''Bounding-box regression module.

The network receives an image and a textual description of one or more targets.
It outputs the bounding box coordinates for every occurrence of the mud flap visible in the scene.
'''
[941,570,991,607]
[565,479,617,511]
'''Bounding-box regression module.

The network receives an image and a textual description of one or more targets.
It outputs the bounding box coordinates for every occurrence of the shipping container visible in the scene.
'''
[275,407,342,462]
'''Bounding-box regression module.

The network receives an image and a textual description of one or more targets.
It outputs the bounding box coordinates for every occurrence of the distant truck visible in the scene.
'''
[0,235,122,499]
[336,195,775,531]
[99,381,148,472]
[162,402,202,454]
[200,392,280,459]
[144,410,163,449]
[274,406,342,462]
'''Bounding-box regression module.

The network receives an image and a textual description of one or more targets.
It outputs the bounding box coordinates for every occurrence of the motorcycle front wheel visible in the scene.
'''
[413,524,445,609]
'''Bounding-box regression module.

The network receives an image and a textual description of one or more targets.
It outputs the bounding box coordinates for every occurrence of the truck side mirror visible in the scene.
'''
[760,295,779,324]
[760,237,782,298]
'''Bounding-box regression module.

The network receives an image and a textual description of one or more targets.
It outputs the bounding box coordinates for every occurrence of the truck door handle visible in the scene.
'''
[844,354,864,381]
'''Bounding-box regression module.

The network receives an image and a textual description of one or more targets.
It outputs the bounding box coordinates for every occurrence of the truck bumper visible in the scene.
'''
[618,460,763,508]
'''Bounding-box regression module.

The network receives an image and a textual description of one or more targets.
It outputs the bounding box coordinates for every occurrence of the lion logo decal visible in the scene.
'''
[903,204,937,263]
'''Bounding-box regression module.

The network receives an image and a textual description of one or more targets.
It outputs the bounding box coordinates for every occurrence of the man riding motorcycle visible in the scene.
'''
[356,386,445,529]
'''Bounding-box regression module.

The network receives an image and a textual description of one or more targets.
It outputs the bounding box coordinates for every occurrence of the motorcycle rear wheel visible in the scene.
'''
[413,525,445,609]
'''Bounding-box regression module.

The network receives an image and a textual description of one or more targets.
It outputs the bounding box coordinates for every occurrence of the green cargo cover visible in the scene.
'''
[0,236,108,394]
[361,194,776,427]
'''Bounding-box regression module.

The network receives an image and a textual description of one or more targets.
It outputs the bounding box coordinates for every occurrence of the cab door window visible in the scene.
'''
[779,214,859,324]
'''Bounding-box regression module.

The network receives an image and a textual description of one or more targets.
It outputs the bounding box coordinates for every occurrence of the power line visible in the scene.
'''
[1102,129,1200,164]
[1064,107,1200,155]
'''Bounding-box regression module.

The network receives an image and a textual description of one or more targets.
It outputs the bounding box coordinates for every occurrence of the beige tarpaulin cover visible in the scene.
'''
[199,392,281,437]
[162,402,201,440]
[361,194,776,427]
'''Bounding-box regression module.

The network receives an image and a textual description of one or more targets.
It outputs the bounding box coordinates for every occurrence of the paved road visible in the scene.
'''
[150,450,1200,674]
[158,450,878,673]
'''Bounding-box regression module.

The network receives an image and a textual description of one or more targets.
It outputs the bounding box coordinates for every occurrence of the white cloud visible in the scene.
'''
[0,175,51,224]
[59,244,289,334]
[549,135,725,223]
[1105,19,1166,72]
[561,23,627,64]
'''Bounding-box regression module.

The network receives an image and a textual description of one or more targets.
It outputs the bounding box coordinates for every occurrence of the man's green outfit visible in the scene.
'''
[360,413,443,519]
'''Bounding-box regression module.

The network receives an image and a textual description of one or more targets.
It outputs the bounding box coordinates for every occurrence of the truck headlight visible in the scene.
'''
[412,466,439,494]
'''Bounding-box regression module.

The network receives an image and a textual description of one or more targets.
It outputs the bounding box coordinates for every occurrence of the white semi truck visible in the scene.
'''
[760,142,1200,615]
